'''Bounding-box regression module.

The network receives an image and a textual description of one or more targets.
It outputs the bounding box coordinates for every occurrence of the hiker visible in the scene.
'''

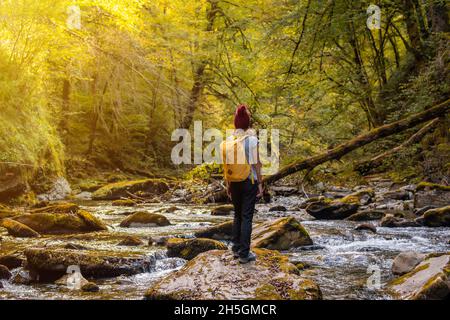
[221,104,264,264]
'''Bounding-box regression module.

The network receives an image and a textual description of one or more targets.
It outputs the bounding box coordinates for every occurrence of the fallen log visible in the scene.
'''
[208,99,449,202]
[355,118,440,174]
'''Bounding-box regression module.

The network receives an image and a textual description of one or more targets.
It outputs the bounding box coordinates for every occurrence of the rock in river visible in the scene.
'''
[24,248,155,281]
[194,221,233,240]
[7,209,107,235]
[251,217,312,250]
[414,182,450,208]
[389,253,449,300]
[418,205,450,227]
[211,204,234,216]
[345,210,384,221]
[119,211,171,228]
[392,252,426,275]
[166,238,227,260]
[1,219,41,237]
[92,179,170,200]
[305,189,374,220]
[145,249,322,300]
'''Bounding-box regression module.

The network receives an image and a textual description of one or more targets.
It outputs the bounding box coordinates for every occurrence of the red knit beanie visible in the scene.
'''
[234,105,250,130]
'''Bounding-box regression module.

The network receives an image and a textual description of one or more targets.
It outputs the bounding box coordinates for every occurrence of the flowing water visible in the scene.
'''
[0,196,449,300]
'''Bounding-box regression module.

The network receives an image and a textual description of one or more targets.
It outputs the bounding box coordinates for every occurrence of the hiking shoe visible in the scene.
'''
[232,250,240,258]
[239,252,257,264]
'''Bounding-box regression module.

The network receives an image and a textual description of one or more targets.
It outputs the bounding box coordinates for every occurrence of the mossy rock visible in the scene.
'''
[10,210,107,235]
[416,182,450,192]
[388,254,449,300]
[211,204,234,216]
[339,188,374,205]
[112,199,137,207]
[420,206,450,227]
[166,238,227,260]
[0,209,18,220]
[118,236,144,246]
[0,254,25,269]
[380,214,420,228]
[194,221,233,240]
[306,199,359,220]
[1,219,40,238]
[119,211,171,228]
[92,179,170,200]
[25,247,155,281]
[252,217,313,250]
[29,203,79,214]
[144,249,322,300]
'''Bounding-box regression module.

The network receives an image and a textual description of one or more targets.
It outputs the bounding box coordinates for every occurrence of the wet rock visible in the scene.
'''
[11,270,33,285]
[145,249,322,300]
[270,186,298,196]
[55,273,89,288]
[418,206,450,227]
[24,248,154,281]
[269,205,287,212]
[389,253,450,300]
[345,210,384,221]
[162,206,181,213]
[64,243,89,250]
[251,217,313,250]
[82,282,100,292]
[152,236,170,246]
[166,238,227,260]
[0,254,25,269]
[392,252,426,275]
[414,182,450,208]
[37,177,72,201]
[92,179,170,200]
[10,209,107,235]
[0,264,12,280]
[194,221,233,240]
[74,192,92,200]
[306,189,374,220]
[211,204,234,216]
[414,205,437,216]
[0,208,17,220]
[383,190,411,201]
[380,214,420,228]
[1,218,41,237]
[112,199,137,207]
[118,236,144,246]
[355,223,377,233]
[119,211,171,228]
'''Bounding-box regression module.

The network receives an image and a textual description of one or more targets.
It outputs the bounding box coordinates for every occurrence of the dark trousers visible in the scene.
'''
[230,178,258,258]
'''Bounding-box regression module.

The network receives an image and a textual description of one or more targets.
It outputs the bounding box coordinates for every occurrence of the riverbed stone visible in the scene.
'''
[380,214,420,228]
[0,254,25,269]
[1,219,41,237]
[112,199,137,207]
[345,210,384,221]
[82,282,100,292]
[118,236,144,246]
[119,211,171,228]
[29,203,79,214]
[10,209,107,235]
[211,204,234,216]
[0,264,12,280]
[414,182,450,208]
[354,223,377,233]
[92,179,170,200]
[389,253,450,300]
[166,238,227,260]
[392,252,426,275]
[269,205,287,212]
[251,217,313,250]
[145,249,322,300]
[24,248,155,281]
[418,206,450,227]
[194,221,233,240]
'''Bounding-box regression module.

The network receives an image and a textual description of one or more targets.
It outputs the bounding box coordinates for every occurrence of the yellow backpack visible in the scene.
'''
[220,135,253,183]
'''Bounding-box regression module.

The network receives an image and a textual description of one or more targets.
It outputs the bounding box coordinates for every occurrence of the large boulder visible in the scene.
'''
[194,218,313,250]
[1,219,40,237]
[392,252,426,275]
[306,188,374,220]
[380,213,420,228]
[24,248,155,281]
[414,182,450,208]
[194,221,233,240]
[119,211,171,228]
[389,254,450,300]
[9,209,107,235]
[345,210,384,221]
[418,206,450,227]
[166,238,227,260]
[251,217,312,250]
[92,179,169,200]
[145,249,322,300]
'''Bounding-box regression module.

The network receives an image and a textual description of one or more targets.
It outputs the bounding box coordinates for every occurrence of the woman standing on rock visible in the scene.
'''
[221,105,264,264]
